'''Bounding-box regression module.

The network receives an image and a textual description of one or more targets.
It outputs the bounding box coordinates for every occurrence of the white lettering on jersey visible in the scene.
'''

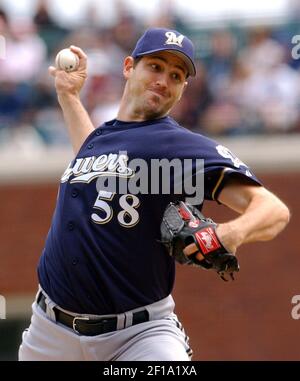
[91,191,140,227]
[61,153,134,183]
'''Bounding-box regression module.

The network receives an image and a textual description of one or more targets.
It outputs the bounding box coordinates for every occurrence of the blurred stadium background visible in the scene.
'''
[0,0,299,360]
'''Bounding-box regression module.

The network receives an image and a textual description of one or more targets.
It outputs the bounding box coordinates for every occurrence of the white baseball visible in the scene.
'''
[55,48,79,72]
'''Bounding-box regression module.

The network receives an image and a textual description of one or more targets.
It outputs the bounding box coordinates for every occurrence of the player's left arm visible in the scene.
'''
[215,180,290,253]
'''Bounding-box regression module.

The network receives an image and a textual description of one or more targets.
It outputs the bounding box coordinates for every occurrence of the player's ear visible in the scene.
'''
[123,56,134,79]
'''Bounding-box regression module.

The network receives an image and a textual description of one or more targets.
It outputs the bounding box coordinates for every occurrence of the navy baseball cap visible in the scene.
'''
[131,27,196,77]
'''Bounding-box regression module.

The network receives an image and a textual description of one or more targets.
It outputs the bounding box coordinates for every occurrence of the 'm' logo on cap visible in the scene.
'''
[165,31,184,47]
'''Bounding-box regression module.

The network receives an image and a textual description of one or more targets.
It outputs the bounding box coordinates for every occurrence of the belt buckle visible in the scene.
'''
[72,316,89,334]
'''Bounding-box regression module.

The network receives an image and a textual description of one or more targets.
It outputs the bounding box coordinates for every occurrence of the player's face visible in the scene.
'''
[124,52,188,120]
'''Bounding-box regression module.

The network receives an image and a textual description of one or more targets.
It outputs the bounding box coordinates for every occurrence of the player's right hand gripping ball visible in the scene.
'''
[160,201,239,281]
[55,48,79,72]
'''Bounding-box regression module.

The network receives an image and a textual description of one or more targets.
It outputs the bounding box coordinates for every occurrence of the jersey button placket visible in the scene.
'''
[71,189,78,198]
[87,143,94,149]
[95,129,102,136]
[68,221,75,231]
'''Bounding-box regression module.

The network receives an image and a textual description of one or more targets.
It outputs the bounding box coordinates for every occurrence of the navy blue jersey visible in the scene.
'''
[38,116,261,314]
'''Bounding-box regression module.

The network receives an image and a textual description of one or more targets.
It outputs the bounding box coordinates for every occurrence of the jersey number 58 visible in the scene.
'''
[91,190,140,228]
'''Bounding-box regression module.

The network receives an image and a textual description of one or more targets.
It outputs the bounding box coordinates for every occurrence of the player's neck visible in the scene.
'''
[117,92,146,122]
[117,104,144,122]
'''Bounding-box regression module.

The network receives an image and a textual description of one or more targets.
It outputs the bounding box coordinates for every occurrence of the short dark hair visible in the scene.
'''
[0,9,8,24]
[133,57,142,68]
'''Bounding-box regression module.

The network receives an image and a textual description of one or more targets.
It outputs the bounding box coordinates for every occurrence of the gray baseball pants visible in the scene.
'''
[18,290,192,361]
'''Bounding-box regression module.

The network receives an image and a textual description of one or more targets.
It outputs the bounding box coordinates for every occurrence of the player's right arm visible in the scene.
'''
[49,46,95,155]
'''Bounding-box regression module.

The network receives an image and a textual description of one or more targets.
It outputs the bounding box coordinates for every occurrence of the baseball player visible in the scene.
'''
[18,27,289,361]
